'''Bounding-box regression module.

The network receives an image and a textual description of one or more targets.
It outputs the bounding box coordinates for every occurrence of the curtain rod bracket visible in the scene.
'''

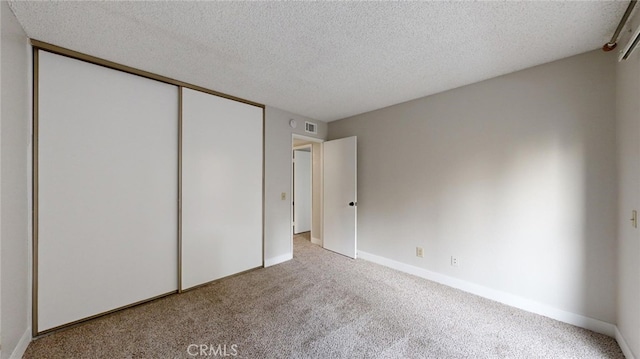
[603,0,637,52]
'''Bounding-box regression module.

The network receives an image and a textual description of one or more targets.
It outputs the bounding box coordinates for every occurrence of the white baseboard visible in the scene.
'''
[357,250,616,337]
[264,252,293,267]
[9,327,31,359]
[616,326,636,359]
[311,237,322,245]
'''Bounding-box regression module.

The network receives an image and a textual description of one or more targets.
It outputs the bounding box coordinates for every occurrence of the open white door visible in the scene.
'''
[323,136,357,258]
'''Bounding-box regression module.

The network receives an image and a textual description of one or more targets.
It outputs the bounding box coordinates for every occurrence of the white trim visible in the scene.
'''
[293,146,312,236]
[616,326,636,359]
[293,144,312,151]
[357,250,616,337]
[9,327,31,359]
[292,133,324,143]
[27,39,35,340]
[264,252,293,267]
[311,237,322,245]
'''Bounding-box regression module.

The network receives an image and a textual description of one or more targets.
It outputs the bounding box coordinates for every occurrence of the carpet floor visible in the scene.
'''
[24,233,623,358]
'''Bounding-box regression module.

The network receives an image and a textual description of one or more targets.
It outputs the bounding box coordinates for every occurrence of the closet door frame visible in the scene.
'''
[31,40,265,337]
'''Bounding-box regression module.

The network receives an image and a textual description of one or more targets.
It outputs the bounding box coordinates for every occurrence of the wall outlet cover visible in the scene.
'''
[451,256,459,267]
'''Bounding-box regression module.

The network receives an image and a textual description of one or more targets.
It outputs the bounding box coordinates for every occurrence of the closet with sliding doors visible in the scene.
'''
[33,45,263,335]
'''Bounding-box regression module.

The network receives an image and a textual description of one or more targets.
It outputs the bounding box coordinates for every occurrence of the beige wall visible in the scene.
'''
[329,50,617,324]
[615,13,640,357]
[1,1,31,357]
[264,106,326,265]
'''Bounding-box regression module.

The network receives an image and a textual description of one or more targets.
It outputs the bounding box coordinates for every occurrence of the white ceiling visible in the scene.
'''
[8,1,627,122]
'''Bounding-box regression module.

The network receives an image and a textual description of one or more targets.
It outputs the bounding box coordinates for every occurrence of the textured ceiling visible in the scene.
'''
[8,1,627,122]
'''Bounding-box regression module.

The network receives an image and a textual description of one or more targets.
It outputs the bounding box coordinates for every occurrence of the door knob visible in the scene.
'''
[349,202,357,207]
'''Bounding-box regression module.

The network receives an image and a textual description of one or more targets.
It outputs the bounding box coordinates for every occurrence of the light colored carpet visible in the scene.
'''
[24,234,623,358]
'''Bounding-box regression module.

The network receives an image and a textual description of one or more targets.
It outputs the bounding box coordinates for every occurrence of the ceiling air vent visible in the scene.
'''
[305,121,317,134]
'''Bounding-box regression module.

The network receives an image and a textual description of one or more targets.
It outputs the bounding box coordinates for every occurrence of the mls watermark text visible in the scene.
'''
[187,344,238,357]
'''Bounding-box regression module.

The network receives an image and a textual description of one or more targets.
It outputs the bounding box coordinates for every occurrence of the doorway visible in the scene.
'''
[293,145,311,235]
[291,134,358,260]
[291,135,323,251]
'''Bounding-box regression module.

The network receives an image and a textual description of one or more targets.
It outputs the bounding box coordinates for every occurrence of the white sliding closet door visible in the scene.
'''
[37,51,178,332]
[181,88,263,290]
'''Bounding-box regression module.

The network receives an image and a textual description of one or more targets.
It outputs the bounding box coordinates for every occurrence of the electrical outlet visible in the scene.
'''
[416,247,424,258]
[450,256,459,267]
[281,192,286,200]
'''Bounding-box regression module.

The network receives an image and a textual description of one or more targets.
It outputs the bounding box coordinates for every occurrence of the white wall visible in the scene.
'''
[264,106,326,266]
[1,1,31,357]
[329,50,618,325]
[615,14,640,358]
